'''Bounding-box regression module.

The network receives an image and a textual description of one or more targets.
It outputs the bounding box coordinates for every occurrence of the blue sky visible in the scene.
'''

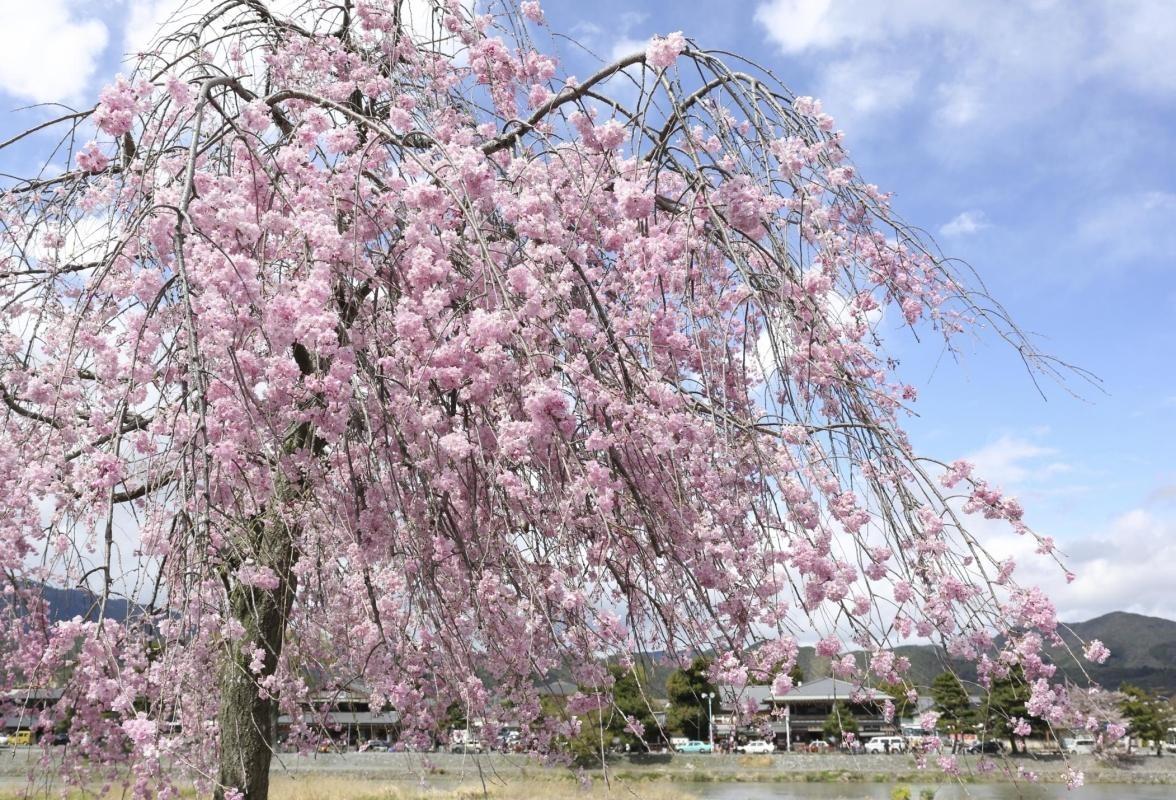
[2,0,1174,621]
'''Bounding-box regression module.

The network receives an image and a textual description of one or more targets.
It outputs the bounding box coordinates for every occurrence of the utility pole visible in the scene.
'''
[702,692,715,751]
[785,704,791,752]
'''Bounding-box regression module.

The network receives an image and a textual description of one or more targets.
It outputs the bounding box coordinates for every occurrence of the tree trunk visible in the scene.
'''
[214,518,297,800]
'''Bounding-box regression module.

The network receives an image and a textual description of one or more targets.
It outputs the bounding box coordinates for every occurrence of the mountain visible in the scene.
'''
[1048,611,1176,693]
[616,612,1176,696]
[794,611,1176,694]
[30,587,1176,694]
[24,583,136,623]
[794,642,971,688]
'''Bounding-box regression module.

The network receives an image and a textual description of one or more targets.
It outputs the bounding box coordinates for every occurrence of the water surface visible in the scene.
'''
[689,785,1173,799]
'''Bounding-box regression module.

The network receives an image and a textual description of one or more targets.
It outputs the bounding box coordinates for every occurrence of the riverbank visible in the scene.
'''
[266,750,1176,785]
[3,749,1176,797]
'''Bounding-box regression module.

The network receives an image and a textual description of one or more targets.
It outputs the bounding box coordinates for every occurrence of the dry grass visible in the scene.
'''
[1,776,699,800]
[267,776,699,800]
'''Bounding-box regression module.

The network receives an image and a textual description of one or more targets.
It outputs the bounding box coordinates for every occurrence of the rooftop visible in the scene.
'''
[720,677,889,710]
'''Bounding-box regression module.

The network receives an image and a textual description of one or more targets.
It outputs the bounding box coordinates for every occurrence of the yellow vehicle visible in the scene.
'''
[9,731,33,746]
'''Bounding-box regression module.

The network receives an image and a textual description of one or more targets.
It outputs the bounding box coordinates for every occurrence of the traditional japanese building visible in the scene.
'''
[714,677,893,749]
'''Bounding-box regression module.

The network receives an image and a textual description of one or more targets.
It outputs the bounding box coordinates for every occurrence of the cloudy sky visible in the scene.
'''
[2,0,1174,622]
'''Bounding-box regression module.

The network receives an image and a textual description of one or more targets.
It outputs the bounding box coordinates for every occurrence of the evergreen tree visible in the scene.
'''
[1120,684,1174,756]
[930,672,974,752]
[978,667,1037,754]
[665,657,717,741]
[879,681,916,726]
[822,701,860,745]
[569,665,660,765]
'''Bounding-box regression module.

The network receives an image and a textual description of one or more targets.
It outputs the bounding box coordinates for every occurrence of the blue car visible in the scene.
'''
[676,740,713,753]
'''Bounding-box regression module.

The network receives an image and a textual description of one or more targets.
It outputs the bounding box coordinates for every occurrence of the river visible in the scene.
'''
[689,785,1175,799]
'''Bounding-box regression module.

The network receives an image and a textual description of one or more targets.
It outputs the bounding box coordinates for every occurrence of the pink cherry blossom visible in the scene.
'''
[93,75,150,136]
[1083,639,1110,664]
[76,141,109,173]
[645,31,686,69]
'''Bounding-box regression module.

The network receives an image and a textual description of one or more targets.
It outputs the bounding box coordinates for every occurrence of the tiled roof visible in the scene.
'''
[719,677,888,709]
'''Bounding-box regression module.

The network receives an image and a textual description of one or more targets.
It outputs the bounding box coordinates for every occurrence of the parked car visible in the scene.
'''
[1065,737,1096,755]
[864,736,907,754]
[737,739,776,754]
[966,740,1005,755]
[675,740,713,753]
[450,728,485,754]
[806,739,831,753]
[50,733,70,746]
[451,741,485,754]
[8,731,33,747]
[359,739,389,752]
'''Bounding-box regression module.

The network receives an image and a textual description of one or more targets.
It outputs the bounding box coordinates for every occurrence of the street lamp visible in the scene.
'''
[701,692,715,751]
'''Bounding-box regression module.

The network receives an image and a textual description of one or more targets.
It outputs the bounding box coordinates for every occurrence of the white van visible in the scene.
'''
[864,736,906,754]
[1067,737,1097,754]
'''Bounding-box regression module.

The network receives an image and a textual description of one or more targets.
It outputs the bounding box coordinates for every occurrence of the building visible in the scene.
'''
[2,688,65,739]
[715,677,894,749]
[278,687,400,747]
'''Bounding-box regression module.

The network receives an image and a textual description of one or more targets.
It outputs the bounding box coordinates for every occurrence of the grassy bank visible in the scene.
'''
[1,777,700,800]
[4,751,1176,797]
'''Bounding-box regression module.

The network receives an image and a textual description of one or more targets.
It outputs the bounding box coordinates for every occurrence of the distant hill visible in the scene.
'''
[24,583,136,623]
[611,613,1176,697]
[1048,611,1176,693]
[794,642,970,688]
[31,587,1176,694]
[792,612,1176,694]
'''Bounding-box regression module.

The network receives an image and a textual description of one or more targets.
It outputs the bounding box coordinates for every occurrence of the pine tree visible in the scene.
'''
[1120,684,1174,756]
[931,672,974,753]
[665,657,717,741]
[822,701,860,746]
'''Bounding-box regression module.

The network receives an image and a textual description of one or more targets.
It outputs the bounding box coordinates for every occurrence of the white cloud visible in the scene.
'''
[40,213,120,266]
[124,0,189,56]
[986,508,1176,622]
[754,0,842,53]
[966,434,1057,485]
[1095,0,1176,96]
[1077,190,1176,268]
[568,11,650,65]
[753,0,1176,143]
[934,82,982,128]
[946,433,1176,621]
[0,0,108,103]
[609,36,647,63]
[817,55,918,128]
[754,288,884,385]
[939,210,990,237]
[753,0,959,55]
[123,0,316,57]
